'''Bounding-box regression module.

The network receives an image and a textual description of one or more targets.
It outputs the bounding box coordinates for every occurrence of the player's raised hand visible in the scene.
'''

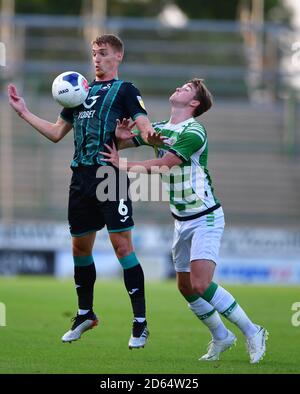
[147,131,168,147]
[115,118,136,141]
[7,84,28,116]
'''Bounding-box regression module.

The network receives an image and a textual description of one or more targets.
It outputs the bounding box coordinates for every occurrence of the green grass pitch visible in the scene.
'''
[0,276,299,374]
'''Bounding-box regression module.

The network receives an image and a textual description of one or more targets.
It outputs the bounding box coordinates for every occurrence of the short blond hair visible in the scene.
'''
[92,34,124,53]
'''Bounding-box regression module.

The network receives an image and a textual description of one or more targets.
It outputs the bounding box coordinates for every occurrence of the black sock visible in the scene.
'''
[74,263,96,311]
[123,264,146,319]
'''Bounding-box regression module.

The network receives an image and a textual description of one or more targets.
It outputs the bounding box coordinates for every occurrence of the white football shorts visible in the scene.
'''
[172,207,225,272]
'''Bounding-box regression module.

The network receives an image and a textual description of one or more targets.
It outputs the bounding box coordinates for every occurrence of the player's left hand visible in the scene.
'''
[101,143,123,168]
[115,118,136,141]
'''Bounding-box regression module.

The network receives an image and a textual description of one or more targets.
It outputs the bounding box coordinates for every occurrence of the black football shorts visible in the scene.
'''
[68,165,134,236]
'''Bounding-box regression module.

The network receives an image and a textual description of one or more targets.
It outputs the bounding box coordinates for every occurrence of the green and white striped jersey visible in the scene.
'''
[134,117,220,218]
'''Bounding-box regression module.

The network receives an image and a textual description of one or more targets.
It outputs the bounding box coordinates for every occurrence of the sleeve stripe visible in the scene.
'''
[188,127,206,135]
[190,124,206,134]
[132,136,141,146]
[186,130,206,142]
[190,122,205,130]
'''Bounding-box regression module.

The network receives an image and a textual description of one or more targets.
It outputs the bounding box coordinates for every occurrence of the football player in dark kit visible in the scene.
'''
[8,34,154,349]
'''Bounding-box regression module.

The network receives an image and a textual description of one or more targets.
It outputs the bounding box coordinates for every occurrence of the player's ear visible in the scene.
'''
[190,99,200,110]
[116,51,124,62]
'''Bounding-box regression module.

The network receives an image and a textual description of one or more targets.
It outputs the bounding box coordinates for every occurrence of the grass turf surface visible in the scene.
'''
[0,277,299,374]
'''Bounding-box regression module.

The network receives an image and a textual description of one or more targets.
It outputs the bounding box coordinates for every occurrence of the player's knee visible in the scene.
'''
[113,242,132,259]
[191,281,210,296]
[72,243,91,256]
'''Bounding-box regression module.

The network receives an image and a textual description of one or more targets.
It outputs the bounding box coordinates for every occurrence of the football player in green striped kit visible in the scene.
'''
[101,78,268,363]
[8,34,154,349]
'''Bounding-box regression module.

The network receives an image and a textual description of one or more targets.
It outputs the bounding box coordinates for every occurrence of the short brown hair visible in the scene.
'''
[188,78,213,117]
[92,34,124,53]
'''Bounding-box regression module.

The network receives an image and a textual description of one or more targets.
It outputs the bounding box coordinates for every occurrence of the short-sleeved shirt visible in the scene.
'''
[133,117,220,218]
[60,79,147,167]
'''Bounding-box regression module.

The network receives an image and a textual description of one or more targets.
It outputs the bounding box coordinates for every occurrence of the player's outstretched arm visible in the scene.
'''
[134,115,155,143]
[101,142,182,173]
[116,118,167,150]
[7,84,72,143]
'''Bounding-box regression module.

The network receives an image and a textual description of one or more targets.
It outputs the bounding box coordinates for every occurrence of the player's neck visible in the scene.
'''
[169,107,193,125]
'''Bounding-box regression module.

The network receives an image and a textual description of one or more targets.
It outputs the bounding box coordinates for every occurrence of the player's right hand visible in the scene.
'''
[147,131,168,147]
[7,84,27,116]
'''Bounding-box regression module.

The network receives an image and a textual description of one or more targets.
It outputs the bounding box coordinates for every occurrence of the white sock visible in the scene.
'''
[189,298,228,341]
[210,285,235,312]
[78,309,90,315]
[209,285,258,338]
[225,305,259,338]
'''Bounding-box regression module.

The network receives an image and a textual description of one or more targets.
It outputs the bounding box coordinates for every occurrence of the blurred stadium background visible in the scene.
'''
[0,0,300,283]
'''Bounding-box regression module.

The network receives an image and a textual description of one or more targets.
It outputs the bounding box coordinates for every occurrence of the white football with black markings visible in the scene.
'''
[52,71,89,108]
